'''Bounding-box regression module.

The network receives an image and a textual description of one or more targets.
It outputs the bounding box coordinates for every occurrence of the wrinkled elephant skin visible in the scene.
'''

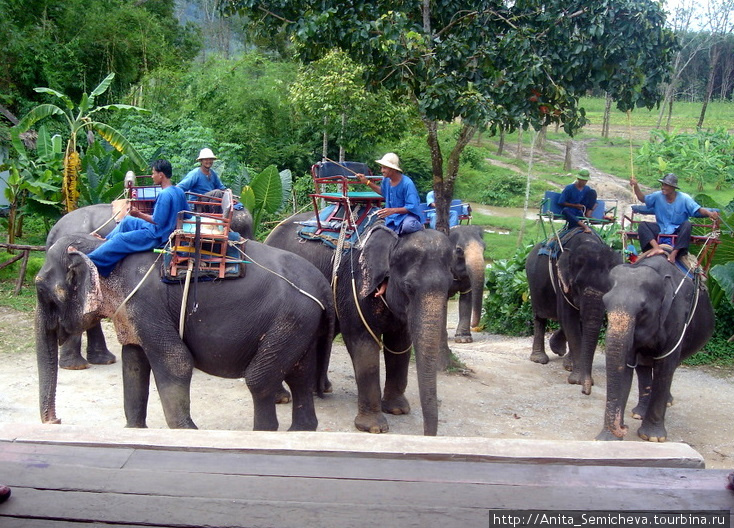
[597,255,714,442]
[36,235,333,431]
[45,203,254,370]
[265,217,454,435]
[525,230,622,394]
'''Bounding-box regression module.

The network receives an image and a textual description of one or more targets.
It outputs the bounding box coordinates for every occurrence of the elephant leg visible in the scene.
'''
[346,335,389,434]
[58,335,90,370]
[454,291,473,343]
[637,360,677,442]
[382,345,411,415]
[275,383,292,404]
[148,343,197,429]
[561,311,593,393]
[631,365,653,419]
[530,315,550,364]
[283,354,318,432]
[121,344,151,428]
[549,328,567,357]
[85,324,116,365]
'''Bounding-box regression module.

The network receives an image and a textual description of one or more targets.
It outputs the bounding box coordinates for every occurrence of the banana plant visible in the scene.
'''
[13,73,148,212]
[239,165,292,236]
[1,125,63,244]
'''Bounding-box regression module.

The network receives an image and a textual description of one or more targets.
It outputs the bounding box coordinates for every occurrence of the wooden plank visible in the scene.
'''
[0,442,134,470]
[0,424,706,468]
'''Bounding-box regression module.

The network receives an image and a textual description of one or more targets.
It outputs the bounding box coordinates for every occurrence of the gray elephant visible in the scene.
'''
[36,234,333,431]
[448,225,486,343]
[596,254,714,442]
[45,201,254,370]
[525,229,622,394]
[265,216,455,435]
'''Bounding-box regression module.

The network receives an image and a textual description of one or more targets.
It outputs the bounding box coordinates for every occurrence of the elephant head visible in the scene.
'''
[35,236,106,424]
[598,255,714,442]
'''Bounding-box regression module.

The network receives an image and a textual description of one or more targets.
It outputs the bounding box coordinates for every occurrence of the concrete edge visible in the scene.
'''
[0,423,705,469]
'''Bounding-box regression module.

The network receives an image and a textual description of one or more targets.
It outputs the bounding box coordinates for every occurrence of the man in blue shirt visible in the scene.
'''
[88,159,189,276]
[558,168,597,233]
[177,148,226,196]
[630,173,720,264]
[425,190,459,229]
[356,152,423,235]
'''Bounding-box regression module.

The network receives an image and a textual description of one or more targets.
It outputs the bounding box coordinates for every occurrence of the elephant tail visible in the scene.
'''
[315,303,335,398]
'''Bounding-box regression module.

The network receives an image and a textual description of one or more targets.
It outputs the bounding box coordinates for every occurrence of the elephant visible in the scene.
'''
[596,254,714,442]
[525,228,622,394]
[45,201,254,370]
[448,225,486,343]
[265,215,455,435]
[35,233,333,431]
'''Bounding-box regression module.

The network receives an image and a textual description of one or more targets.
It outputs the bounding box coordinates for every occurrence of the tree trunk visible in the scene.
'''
[564,139,573,171]
[497,128,505,155]
[338,112,346,162]
[698,45,721,129]
[321,116,328,160]
[515,129,523,160]
[537,125,547,149]
[602,92,612,139]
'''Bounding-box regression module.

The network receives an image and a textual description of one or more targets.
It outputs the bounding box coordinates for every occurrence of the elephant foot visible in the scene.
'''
[595,428,626,441]
[549,331,567,356]
[354,412,389,434]
[87,348,117,365]
[567,372,594,395]
[631,404,645,420]
[59,354,90,370]
[275,385,292,404]
[562,355,573,372]
[638,423,667,442]
[530,350,549,364]
[454,333,473,344]
[382,394,411,415]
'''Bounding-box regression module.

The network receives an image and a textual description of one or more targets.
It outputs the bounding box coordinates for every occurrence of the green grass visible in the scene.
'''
[578,97,734,130]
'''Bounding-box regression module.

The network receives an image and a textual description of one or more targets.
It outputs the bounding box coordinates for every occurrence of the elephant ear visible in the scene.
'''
[358,224,398,298]
[67,246,103,316]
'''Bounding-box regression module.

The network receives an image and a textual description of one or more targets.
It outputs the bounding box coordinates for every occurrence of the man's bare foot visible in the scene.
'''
[667,250,679,264]
[91,232,105,240]
[647,247,665,258]
[375,280,388,297]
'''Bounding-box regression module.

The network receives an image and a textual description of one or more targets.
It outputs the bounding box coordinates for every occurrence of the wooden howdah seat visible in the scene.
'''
[124,170,161,215]
[169,189,239,279]
[538,190,618,239]
[308,160,384,235]
[620,205,720,272]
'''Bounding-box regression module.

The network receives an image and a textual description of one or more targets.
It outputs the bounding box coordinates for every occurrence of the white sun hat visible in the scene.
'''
[375,152,402,172]
[196,148,218,161]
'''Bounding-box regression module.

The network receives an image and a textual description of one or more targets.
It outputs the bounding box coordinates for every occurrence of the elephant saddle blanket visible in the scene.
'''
[296,202,380,250]
[161,233,247,283]
[538,227,603,259]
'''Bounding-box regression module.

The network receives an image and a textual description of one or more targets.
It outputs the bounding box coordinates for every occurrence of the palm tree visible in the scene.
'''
[14,73,148,212]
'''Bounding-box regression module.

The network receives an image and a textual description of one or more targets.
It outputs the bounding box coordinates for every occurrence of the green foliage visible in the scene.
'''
[0,0,201,107]
[240,165,291,236]
[0,125,64,242]
[636,129,734,192]
[79,141,138,206]
[481,245,534,336]
[684,298,734,367]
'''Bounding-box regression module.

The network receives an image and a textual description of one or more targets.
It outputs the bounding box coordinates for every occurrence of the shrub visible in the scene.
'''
[481,244,534,336]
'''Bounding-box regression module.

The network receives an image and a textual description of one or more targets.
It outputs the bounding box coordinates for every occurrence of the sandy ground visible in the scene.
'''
[1,302,733,470]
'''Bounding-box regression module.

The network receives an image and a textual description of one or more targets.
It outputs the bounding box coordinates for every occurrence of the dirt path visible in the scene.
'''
[1,305,732,469]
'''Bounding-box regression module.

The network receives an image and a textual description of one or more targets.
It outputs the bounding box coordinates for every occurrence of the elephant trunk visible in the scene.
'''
[466,244,485,329]
[409,291,448,436]
[577,288,605,394]
[35,308,61,424]
[598,309,636,440]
